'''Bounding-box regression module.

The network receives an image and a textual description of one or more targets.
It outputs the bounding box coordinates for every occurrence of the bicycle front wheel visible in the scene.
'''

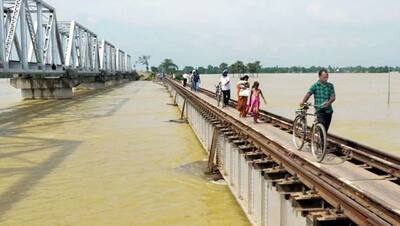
[292,116,307,150]
[217,93,221,106]
[311,123,327,162]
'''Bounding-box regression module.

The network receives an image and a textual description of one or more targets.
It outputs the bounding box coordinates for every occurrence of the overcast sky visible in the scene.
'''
[48,0,400,68]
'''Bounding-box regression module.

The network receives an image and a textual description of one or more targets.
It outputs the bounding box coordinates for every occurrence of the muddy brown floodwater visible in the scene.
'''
[0,80,250,226]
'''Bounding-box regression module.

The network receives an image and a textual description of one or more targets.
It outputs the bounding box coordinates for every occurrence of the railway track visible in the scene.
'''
[166,78,400,226]
[199,87,400,181]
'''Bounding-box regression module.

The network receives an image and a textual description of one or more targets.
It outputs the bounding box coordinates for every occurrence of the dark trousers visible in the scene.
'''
[222,90,230,106]
[193,81,200,92]
[316,111,333,132]
[183,78,187,87]
[191,81,196,91]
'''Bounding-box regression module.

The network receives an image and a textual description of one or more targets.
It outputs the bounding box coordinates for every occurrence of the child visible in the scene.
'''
[247,81,267,123]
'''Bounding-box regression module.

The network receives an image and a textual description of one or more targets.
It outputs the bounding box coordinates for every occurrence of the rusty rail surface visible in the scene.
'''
[167,78,400,226]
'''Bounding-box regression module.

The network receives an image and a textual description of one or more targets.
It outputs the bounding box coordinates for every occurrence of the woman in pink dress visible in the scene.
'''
[247,81,267,123]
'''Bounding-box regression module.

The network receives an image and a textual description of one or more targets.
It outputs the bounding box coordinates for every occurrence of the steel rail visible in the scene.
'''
[199,87,400,179]
[168,78,400,226]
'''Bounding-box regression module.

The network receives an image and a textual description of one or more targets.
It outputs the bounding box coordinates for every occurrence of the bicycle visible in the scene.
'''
[292,103,327,162]
[215,84,223,107]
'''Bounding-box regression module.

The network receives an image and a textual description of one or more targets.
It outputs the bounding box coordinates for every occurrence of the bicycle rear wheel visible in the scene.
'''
[292,116,307,150]
[311,123,327,162]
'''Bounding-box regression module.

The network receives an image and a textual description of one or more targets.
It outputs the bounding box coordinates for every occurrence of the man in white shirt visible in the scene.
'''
[182,73,188,87]
[219,69,230,107]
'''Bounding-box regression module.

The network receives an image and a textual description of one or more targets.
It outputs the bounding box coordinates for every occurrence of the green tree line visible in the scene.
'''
[151,58,400,75]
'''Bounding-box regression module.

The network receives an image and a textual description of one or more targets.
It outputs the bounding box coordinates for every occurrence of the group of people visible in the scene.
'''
[182,70,200,92]
[182,68,336,131]
[218,69,336,131]
[212,70,267,122]
[218,70,267,123]
[236,75,267,123]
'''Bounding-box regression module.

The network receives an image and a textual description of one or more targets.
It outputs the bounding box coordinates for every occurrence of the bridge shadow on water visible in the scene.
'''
[0,136,81,220]
[0,83,137,135]
[0,82,140,220]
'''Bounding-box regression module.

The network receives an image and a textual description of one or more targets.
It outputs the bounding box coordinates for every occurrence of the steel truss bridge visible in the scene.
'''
[0,0,136,99]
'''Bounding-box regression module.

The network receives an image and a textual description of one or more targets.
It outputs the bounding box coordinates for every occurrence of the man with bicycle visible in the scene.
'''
[300,69,336,132]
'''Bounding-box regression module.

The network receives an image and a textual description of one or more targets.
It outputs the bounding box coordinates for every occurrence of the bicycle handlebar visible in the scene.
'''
[300,102,325,109]
[297,102,326,112]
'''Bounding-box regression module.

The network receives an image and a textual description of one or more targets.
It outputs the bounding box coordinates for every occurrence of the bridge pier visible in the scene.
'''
[10,77,78,99]
[76,82,106,90]
[11,76,135,99]
[76,78,131,90]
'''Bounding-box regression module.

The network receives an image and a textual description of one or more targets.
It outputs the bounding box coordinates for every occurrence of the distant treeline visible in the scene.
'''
[179,65,399,74]
[152,59,399,75]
